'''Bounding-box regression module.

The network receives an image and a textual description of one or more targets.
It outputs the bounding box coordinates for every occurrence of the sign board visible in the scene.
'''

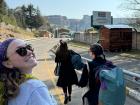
[92,11,112,26]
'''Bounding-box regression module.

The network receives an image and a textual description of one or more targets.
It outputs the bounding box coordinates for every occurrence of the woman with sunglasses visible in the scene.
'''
[0,38,57,105]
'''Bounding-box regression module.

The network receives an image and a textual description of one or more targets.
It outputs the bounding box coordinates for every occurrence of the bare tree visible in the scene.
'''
[121,0,140,12]
[120,0,140,26]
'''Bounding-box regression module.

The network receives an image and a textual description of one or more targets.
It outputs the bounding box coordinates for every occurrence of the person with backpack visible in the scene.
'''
[0,38,57,105]
[55,40,78,104]
[78,43,126,105]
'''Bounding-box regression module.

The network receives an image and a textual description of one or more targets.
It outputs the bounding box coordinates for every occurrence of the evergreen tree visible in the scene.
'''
[25,4,44,30]
[0,1,50,31]
[33,7,44,28]
[0,0,17,25]
[0,0,8,15]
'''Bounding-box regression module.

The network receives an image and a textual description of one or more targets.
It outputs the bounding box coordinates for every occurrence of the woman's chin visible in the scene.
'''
[32,60,38,67]
[27,59,38,69]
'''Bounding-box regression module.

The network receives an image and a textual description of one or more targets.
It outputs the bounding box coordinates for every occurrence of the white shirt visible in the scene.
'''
[8,79,57,105]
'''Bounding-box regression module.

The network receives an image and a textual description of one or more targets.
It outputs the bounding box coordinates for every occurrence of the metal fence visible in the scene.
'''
[81,56,140,90]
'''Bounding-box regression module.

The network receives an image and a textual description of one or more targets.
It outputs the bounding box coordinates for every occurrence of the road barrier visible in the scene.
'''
[81,57,140,85]
[81,56,140,102]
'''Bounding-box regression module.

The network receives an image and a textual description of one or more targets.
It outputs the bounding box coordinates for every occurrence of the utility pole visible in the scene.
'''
[75,23,78,32]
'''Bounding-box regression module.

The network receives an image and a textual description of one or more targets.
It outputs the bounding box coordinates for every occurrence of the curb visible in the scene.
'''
[126,87,140,102]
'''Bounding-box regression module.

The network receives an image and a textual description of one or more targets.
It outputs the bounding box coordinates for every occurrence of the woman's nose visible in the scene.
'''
[27,49,33,55]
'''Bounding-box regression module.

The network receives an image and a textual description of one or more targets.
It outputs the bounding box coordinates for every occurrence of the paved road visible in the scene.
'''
[28,38,139,105]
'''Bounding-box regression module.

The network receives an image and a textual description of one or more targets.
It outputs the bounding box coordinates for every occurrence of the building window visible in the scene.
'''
[98,12,106,17]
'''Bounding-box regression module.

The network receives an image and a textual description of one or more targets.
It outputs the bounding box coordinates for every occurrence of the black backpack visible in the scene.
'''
[69,50,84,70]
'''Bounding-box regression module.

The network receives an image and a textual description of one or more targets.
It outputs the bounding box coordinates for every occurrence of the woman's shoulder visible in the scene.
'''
[19,79,48,101]
[8,79,48,105]
[21,79,46,89]
[88,58,105,69]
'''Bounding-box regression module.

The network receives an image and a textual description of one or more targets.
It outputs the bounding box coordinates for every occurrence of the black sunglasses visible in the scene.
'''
[16,44,34,56]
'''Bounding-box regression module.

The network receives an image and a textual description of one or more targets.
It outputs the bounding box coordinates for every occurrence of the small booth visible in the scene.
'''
[100,25,132,51]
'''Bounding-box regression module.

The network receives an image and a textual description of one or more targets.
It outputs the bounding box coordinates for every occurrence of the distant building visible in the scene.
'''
[91,11,112,29]
[59,28,71,38]
[113,18,137,25]
[79,15,91,31]
[38,24,52,37]
[68,19,81,31]
[46,15,91,32]
[47,15,69,28]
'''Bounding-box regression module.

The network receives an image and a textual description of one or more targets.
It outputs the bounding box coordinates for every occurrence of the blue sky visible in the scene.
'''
[5,0,129,19]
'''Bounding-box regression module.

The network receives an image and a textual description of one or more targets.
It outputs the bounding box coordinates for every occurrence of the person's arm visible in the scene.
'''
[27,87,57,105]
[55,53,59,63]
[78,64,89,87]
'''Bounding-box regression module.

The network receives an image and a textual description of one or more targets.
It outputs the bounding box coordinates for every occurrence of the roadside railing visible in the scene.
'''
[81,57,140,87]
[80,56,140,101]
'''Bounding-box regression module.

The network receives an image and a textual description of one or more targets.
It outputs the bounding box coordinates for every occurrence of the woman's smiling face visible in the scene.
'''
[6,39,37,73]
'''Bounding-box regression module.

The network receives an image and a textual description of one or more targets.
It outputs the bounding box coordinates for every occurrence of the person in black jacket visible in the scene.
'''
[55,40,78,104]
[78,43,106,105]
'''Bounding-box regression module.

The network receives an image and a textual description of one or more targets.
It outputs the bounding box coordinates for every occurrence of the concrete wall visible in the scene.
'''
[73,32,99,44]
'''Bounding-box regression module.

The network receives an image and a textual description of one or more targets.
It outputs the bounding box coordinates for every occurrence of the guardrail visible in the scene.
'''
[81,56,140,102]
[81,56,140,87]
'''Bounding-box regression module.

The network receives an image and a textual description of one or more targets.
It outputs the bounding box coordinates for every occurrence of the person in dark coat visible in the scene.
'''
[55,40,78,104]
[78,43,106,105]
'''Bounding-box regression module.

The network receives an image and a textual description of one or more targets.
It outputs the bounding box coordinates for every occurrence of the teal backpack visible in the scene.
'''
[95,62,126,105]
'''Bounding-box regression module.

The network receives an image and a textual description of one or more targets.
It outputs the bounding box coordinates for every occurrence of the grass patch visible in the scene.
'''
[68,40,90,48]
[120,50,140,59]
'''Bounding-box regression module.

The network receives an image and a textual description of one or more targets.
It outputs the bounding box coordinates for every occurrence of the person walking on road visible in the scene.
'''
[55,40,78,104]
[78,43,125,105]
[78,43,107,105]
[0,38,57,105]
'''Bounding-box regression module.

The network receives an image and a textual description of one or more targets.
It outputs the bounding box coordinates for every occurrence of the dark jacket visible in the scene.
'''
[55,50,78,87]
[78,57,106,105]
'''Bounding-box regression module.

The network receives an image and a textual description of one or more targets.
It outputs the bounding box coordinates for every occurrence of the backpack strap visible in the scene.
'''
[86,61,90,73]
[85,61,90,87]
[95,61,115,83]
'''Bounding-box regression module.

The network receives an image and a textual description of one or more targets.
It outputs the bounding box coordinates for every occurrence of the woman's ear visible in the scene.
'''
[2,61,14,69]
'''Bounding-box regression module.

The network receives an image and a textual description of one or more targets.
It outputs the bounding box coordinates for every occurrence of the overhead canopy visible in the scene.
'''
[103,25,133,29]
